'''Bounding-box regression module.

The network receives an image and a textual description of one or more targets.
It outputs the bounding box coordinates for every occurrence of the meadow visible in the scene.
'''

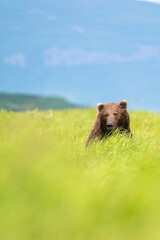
[0,109,160,240]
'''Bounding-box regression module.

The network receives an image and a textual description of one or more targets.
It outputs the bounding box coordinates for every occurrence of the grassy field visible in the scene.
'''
[0,109,160,240]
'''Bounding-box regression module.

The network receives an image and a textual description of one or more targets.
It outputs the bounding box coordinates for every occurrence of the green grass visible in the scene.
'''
[0,109,160,240]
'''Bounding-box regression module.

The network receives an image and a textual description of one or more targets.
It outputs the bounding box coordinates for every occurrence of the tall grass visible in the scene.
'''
[0,109,160,240]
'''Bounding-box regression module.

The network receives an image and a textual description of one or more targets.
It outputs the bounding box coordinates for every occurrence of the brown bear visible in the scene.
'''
[86,100,132,146]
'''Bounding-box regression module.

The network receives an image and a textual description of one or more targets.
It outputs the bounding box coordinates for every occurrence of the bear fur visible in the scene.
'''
[86,100,132,146]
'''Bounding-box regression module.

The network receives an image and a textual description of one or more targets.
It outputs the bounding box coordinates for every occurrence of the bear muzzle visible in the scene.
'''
[106,116,117,130]
[106,123,116,130]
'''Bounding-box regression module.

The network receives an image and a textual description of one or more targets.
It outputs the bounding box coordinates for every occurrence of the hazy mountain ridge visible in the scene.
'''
[0,93,80,111]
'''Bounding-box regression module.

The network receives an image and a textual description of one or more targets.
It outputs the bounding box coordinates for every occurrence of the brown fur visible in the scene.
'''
[86,100,132,146]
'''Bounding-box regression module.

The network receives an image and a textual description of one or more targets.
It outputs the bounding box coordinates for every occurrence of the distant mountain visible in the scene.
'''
[0,93,80,111]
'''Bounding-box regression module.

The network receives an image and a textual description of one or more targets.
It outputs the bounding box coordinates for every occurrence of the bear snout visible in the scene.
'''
[106,124,113,128]
[106,116,116,130]
[106,123,116,130]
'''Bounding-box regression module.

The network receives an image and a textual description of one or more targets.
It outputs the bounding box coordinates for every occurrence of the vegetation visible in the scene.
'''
[0,93,79,111]
[0,109,160,240]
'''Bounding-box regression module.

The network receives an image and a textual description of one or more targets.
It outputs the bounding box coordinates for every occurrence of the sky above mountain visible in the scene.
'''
[1,0,160,110]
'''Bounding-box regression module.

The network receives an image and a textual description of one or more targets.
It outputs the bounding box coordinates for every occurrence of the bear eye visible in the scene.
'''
[113,113,118,116]
[105,114,109,117]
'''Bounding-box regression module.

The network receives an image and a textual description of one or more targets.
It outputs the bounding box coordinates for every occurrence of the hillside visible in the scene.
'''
[0,109,160,240]
[0,93,79,111]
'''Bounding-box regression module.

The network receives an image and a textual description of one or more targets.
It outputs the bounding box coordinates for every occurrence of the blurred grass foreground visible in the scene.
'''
[1,109,160,240]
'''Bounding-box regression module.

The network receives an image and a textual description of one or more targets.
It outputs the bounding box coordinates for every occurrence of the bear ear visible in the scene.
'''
[120,100,127,109]
[97,103,104,112]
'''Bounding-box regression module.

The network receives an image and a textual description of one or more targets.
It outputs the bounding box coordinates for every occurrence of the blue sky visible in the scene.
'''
[1,0,160,110]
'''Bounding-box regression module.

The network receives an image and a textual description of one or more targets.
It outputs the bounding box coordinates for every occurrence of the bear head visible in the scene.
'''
[97,100,129,132]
